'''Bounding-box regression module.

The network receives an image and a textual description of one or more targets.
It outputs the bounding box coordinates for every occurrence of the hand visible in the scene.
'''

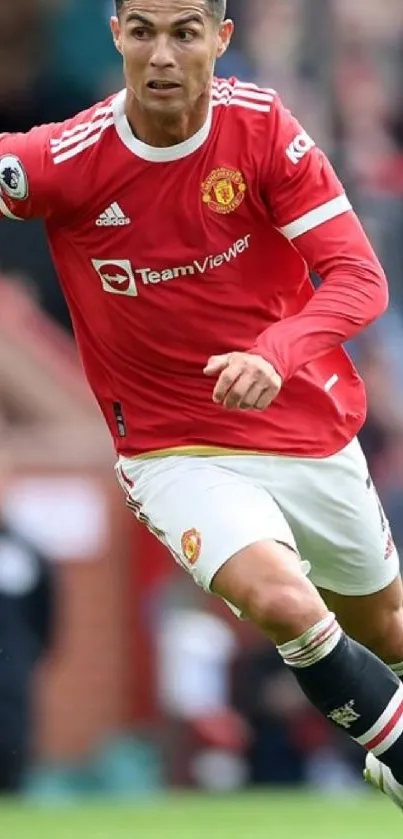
[204,352,282,411]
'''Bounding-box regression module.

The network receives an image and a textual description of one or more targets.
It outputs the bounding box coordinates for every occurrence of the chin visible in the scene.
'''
[144,97,185,115]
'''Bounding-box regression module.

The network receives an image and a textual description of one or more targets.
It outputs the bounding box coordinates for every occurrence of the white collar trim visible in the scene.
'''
[112,89,212,162]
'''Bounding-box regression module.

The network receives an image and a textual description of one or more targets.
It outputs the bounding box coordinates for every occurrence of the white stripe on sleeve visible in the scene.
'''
[279,194,352,240]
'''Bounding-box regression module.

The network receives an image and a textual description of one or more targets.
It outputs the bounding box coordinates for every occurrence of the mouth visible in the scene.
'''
[147,81,181,95]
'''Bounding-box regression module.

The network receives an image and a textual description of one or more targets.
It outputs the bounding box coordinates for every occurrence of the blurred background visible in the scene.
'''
[1,0,403,813]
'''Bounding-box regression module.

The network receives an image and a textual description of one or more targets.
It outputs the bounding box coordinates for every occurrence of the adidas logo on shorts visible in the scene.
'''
[96,202,131,227]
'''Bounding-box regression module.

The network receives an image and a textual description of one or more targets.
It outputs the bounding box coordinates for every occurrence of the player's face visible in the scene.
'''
[111,0,233,115]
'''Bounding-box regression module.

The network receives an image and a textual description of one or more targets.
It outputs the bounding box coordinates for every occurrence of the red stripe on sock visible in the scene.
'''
[287,619,338,663]
[365,697,403,751]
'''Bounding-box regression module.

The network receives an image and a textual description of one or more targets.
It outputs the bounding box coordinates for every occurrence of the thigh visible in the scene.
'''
[268,438,400,596]
[115,455,300,594]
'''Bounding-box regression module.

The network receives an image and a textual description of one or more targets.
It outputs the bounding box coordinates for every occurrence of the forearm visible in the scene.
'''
[251,214,388,381]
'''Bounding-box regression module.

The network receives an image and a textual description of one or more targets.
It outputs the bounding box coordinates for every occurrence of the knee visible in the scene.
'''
[242,574,325,644]
[211,540,328,644]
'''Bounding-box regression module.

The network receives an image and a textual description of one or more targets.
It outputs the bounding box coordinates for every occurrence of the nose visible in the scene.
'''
[149,35,175,69]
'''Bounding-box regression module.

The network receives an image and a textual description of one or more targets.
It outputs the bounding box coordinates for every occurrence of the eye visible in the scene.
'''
[176,29,195,42]
[130,27,151,40]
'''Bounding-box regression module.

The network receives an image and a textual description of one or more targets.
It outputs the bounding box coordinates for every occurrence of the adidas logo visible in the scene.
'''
[96,202,130,227]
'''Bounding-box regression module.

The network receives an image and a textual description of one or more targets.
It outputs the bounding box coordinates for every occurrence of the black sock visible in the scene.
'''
[277,613,403,785]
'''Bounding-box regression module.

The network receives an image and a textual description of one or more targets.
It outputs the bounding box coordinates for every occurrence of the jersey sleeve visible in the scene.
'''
[250,95,388,381]
[0,124,62,221]
[261,94,349,235]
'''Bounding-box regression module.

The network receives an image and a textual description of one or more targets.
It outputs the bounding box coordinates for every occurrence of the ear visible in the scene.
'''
[110,16,123,54]
[216,19,234,59]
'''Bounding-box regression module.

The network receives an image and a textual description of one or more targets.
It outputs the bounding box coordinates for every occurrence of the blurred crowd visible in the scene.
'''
[1,0,403,797]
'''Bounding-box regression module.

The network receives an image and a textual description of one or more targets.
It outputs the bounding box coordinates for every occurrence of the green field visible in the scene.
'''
[0,791,400,839]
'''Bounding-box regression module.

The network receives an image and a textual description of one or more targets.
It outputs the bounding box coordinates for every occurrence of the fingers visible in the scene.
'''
[203,354,232,376]
[212,367,243,405]
[205,352,282,412]
[216,370,255,409]
[251,388,274,411]
[209,355,242,403]
[239,384,273,411]
[215,372,275,410]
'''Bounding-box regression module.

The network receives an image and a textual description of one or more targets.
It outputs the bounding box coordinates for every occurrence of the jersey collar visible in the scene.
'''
[112,89,213,162]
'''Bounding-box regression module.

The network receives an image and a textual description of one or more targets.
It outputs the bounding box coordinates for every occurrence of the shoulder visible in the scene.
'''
[0,95,118,220]
[0,95,116,163]
[212,78,297,178]
[45,95,116,167]
[211,78,288,158]
[212,78,305,148]
[213,78,318,175]
[212,76,277,120]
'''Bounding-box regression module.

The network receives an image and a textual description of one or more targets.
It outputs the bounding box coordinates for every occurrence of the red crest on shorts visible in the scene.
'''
[181,528,201,565]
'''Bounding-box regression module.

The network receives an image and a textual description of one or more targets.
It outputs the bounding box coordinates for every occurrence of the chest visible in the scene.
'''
[56,135,296,329]
[69,142,269,267]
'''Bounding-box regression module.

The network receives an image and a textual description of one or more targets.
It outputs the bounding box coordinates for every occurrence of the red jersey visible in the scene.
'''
[0,78,387,458]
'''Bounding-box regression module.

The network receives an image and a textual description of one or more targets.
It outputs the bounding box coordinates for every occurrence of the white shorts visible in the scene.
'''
[116,438,399,600]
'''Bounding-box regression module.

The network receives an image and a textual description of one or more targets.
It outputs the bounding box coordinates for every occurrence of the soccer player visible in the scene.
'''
[0,0,402,807]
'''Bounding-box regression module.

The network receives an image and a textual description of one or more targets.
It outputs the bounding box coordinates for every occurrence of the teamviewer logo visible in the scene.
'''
[91,259,138,296]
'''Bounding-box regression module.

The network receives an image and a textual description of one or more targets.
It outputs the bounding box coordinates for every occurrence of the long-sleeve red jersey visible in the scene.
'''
[0,78,388,457]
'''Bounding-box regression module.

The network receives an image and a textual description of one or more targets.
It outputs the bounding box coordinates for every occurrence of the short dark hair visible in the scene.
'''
[115,1,227,23]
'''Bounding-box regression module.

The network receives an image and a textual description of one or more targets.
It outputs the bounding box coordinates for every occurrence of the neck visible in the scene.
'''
[124,87,211,148]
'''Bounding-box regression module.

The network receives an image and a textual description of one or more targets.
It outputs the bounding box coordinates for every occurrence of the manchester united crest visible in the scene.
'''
[181,528,201,565]
[201,167,247,215]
